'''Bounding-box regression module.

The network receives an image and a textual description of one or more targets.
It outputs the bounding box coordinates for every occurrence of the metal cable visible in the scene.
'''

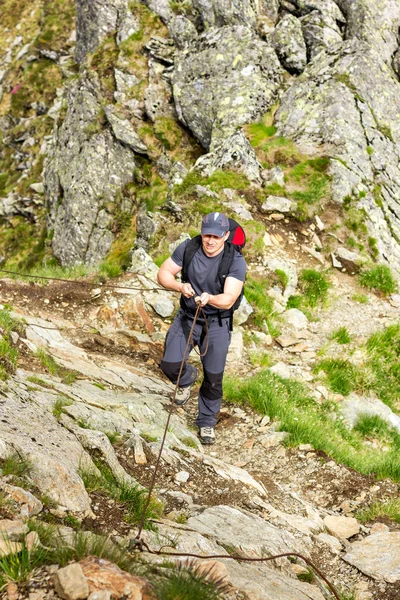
[0,268,161,291]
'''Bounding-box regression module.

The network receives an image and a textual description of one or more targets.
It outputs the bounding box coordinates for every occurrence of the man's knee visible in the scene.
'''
[160,360,182,383]
[200,370,223,400]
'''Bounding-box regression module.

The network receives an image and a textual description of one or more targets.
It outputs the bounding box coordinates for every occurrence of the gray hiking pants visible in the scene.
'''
[160,310,231,428]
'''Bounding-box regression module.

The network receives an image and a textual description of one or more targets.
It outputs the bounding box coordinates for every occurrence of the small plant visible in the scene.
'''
[359,265,398,295]
[1,453,32,479]
[154,562,229,600]
[298,269,330,308]
[353,414,392,439]
[244,275,278,333]
[0,541,48,588]
[330,327,351,344]
[275,269,289,289]
[179,436,198,449]
[27,375,55,389]
[64,514,81,529]
[356,498,400,524]
[296,567,314,583]
[352,293,368,304]
[52,396,73,419]
[249,351,273,368]
[314,358,356,395]
[93,382,106,390]
[0,337,18,380]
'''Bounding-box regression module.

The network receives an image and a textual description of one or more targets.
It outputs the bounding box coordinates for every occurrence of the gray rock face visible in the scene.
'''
[343,532,400,583]
[275,36,400,276]
[194,131,262,182]
[173,25,283,149]
[193,0,260,28]
[272,14,307,73]
[45,73,136,266]
[76,0,139,64]
[169,16,198,49]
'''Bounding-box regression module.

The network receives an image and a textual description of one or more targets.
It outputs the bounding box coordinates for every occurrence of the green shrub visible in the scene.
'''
[244,276,278,333]
[0,453,32,479]
[359,265,398,295]
[52,396,73,419]
[291,269,331,310]
[356,498,400,524]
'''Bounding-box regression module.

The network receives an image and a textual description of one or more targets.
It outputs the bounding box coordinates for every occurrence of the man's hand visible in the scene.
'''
[181,282,195,298]
[195,292,211,307]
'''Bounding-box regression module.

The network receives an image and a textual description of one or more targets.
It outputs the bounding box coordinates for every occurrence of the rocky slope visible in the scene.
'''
[0,254,400,599]
[1,1,400,599]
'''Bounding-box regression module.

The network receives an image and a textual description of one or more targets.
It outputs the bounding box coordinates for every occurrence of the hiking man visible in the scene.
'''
[157,212,246,445]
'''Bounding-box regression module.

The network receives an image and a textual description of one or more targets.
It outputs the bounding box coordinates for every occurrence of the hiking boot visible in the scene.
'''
[175,386,192,406]
[198,426,215,445]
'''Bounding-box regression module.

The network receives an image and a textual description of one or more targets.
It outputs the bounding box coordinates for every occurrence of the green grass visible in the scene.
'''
[154,562,228,600]
[288,269,330,311]
[249,351,273,368]
[244,275,279,334]
[0,337,18,380]
[35,349,78,384]
[359,265,398,295]
[26,376,55,389]
[356,498,400,524]
[330,327,351,344]
[0,453,32,479]
[0,524,143,589]
[52,396,73,419]
[79,461,163,530]
[352,293,368,304]
[224,369,400,481]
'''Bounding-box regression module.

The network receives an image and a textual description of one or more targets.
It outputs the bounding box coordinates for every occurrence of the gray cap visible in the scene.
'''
[201,212,230,237]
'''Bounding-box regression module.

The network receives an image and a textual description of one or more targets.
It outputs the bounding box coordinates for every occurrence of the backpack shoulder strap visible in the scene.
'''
[216,241,235,289]
[181,236,202,283]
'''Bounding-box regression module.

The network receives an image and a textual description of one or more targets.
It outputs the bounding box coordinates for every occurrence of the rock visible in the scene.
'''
[259,431,289,448]
[193,0,260,28]
[104,105,148,154]
[80,556,152,597]
[272,14,307,74]
[169,16,197,49]
[0,484,43,518]
[261,166,285,186]
[341,393,400,435]
[315,532,343,555]
[88,592,112,600]
[226,329,244,362]
[0,539,21,557]
[235,295,253,325]
[194,130,262,182]
[114,69,139,94]
[25,530,40,551]
[173,26,283,149]
[144,292,175,318]
[335,246,365,272]
[281,308,308,330]
[125,434,147,465]
[29,182,44,194]
[276,334,299,348]
[261,196,297,213]
[174,471,190,484]
[189,558,229,583]
[45,72,136,266]
[0,519,29,541]
[301,5,344,59]
[53,563,89,600]
[343,532,400,583]
[75,0,139,63]
[269,362,291,379]
[128,248,159,280]
[323,515,360,539]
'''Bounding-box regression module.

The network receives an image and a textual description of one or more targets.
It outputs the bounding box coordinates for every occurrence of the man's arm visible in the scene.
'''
[157,257,195,298]
[195,276,243,309]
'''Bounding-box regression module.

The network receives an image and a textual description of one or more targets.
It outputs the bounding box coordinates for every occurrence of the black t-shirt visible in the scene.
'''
[171,239,246,315]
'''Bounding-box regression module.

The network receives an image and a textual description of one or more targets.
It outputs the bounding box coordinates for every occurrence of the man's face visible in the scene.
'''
[201,233,228,257]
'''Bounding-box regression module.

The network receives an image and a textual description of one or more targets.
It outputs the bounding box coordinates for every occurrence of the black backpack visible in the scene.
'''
[181,218,246,328]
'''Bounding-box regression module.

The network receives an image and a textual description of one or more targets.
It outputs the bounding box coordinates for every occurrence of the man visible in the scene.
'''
[157,212,246,445]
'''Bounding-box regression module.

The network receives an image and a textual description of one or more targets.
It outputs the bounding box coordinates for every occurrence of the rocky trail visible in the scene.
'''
[1,262,399,600]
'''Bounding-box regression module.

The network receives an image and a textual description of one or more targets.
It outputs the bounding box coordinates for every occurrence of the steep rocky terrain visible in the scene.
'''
[1,1,400,599]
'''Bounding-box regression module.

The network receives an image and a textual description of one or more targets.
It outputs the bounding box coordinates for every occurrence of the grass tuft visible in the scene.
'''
[154,561,229,600]
[359,265,398,295]
[330,327,351,344]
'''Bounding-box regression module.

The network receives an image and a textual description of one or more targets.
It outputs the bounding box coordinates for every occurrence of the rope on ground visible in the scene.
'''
[0,268,161,291]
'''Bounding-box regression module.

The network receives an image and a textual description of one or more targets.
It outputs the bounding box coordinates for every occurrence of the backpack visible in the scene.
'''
[181,218,246,328]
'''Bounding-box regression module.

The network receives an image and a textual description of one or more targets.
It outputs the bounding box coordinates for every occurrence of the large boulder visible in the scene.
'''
[173,25,283,149]
[45,72,136,266]
[272,14,307,73]
[275,36,400,276]
[192,0,260,28]
[76,0,140,64]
